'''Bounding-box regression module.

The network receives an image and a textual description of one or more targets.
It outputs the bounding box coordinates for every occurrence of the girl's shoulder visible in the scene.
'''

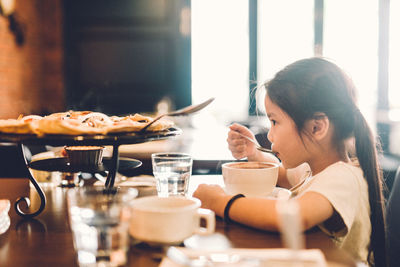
[312,161,366,190]
[322,160,362,177]
[296,160,366,198]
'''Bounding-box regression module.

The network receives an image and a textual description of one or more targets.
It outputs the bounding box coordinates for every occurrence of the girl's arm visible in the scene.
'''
[193,184,334,231]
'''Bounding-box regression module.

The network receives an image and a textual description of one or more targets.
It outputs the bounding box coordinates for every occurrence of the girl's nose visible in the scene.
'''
[267,129,273,143]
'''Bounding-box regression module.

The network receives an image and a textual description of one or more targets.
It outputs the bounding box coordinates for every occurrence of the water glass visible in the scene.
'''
[67,187,138,267]
[151,152,193,197]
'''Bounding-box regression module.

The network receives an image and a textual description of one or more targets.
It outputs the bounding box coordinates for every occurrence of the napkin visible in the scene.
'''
[94,175,157,197]
[118,176,156,187]
[94,175,156,187]
[0,199,11,235]
[160,247,328,267]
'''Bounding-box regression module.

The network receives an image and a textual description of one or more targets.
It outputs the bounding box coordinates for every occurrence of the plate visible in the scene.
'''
[160,247,327,267]
[0,127,182,146]
[28,157,142,174]
[269,187,292,199]
[0,200,10,235]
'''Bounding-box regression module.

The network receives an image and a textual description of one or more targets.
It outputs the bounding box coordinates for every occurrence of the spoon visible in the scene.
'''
[234,130,274,154]
[140,97,215,132]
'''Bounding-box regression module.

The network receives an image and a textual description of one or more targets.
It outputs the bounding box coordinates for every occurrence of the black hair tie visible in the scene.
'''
[224,194,245,223]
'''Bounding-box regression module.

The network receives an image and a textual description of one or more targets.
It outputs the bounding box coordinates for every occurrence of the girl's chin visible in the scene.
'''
[280,161,288,169]
[278,155,302,169]
[281,161,295,170]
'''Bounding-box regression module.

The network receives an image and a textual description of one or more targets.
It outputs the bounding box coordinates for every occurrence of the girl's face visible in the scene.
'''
[265,95,310,169]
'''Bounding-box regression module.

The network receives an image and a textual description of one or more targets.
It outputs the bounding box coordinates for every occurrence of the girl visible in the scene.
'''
[193,58,387,266]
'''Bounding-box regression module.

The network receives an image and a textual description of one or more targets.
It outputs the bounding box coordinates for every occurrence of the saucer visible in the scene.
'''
[268,187,292,199]
[222,187,291,200]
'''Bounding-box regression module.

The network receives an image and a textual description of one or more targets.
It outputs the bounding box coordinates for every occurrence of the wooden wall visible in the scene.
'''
[0,0,64,119]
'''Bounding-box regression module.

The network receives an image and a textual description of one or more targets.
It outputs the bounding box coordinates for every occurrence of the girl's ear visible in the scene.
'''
[305,112,330,140]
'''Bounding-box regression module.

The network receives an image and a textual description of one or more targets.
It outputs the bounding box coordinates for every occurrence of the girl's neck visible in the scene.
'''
[308,144,350,175]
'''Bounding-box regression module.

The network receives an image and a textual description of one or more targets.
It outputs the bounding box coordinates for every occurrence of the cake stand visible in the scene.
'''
[0,127,181,218]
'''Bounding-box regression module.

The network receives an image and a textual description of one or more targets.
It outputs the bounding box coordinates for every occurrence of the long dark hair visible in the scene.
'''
[264,57,386,267]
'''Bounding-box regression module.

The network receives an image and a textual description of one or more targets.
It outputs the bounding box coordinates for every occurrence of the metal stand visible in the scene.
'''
[14,143,47,219]
[1,127,181,218]
[105,144,120,188]
[15,143,122,218]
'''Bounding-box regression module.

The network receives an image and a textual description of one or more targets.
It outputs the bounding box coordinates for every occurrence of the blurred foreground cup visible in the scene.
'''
[129,196,215,245]
[30,151,62,187]
[67,187,138,267]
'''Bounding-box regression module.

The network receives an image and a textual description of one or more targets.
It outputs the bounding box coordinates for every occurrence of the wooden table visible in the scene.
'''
[0,175,356,267]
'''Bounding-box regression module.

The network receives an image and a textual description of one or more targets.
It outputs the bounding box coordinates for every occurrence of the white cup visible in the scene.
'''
[129,196,215,245]
[222,161,279,197]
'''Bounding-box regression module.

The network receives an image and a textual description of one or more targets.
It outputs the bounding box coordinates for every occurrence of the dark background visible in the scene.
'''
[64,0,191,115]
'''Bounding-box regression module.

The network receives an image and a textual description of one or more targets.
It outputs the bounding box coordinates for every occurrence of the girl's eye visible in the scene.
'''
[271,120,277,125]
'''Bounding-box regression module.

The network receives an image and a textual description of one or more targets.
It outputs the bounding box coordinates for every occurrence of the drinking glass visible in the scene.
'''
[151,152,193,197]
[67,187,138,267]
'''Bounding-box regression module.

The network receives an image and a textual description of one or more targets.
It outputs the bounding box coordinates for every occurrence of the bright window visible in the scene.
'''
[324,0,378,130]
[191,0,387,136]
[191,0,249,125]
[389,0,400,110]
[257,0,314,114]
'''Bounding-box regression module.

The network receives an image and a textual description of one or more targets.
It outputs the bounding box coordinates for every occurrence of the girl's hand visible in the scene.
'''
[193,184,230,217]
[227,123,258,160]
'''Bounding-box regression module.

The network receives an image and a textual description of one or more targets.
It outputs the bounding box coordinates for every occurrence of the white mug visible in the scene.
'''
[129,196,215,245]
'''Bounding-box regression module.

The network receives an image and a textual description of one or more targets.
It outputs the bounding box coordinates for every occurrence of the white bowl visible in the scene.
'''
[222,162,279,197]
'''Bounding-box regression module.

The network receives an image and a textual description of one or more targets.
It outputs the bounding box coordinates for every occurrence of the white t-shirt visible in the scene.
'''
[295,161,371,263]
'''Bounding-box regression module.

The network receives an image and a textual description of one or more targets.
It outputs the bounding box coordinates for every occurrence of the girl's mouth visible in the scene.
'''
[271,145,280,159]
[271,144,281,160]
